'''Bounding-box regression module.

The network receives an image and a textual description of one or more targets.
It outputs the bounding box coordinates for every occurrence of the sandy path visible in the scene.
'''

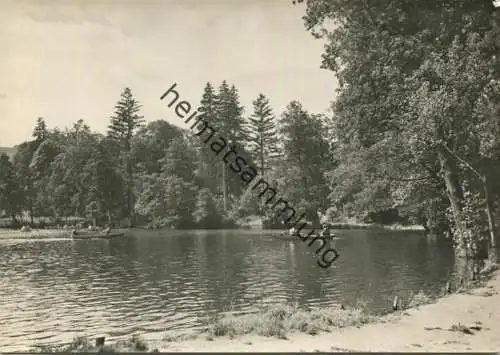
[160,270,500,352]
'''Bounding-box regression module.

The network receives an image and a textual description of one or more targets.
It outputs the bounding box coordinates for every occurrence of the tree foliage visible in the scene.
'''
[295,0,500,260]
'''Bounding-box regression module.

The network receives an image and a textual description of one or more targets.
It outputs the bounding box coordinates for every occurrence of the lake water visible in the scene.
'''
[0,229,459,351]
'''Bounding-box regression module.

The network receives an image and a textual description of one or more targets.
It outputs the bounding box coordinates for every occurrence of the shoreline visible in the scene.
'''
[0,223,425,239]
[149,265,498,352]
[0,228,130,240]
[0,229,70,239]
[158,265,499,352]
[0,224,425,240]
[29,264,499,353]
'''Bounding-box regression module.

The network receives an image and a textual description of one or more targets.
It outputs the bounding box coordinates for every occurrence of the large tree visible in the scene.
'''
[215,81,245,141]
[0,153,22,222]
[245,93,280,176]
[296,0,500,260]
[276,101,332,227]
[131,120,184,175]
[193,82,220,193]
[12,141,38,223]
[107,87,144,227]
[32,117,48,142]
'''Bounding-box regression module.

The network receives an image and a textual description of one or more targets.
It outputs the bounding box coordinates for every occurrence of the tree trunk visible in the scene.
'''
[124,137,135,228]
[128,185,134,227]
[437,148,463,223]
[260,150,265,177]
[222,161,227,213]
[307,210,321,229]
[437,147,467,257]
[126,157,134,228]
[483,179,498,262]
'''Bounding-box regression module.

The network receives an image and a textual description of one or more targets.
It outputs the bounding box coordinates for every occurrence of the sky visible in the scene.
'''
[0,0,338,147]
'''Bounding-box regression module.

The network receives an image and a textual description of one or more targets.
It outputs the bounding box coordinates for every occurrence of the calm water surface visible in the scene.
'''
[0,229,458,351]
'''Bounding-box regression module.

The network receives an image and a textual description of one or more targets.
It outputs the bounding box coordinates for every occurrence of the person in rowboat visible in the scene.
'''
[320,224,332,238]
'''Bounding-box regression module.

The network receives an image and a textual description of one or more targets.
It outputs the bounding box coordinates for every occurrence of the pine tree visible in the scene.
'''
[32,117,49,145]
[228,85,245,141]
[245,93,279,176]
[198,82,218,123]
[107,87,144,227]
[194,82,220,192]
[215,81,244,141]
[215,82,246,209]
[108,88,144,148]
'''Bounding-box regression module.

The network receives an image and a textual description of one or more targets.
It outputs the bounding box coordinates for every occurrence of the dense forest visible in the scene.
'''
[294,0,500,262]
[1,1,499,262]
[0,82,332,231]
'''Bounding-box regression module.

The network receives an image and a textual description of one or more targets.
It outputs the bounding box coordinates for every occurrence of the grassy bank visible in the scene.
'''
[169,263,499,352]
[32,335,153,353]
[203,303,374,340]
[189,262,495,343]
[188,286,435,342]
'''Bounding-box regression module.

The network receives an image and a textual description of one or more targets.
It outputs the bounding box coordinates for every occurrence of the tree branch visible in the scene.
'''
[372,172,433,183]
[390,176,433,182]
[441,143,485,182]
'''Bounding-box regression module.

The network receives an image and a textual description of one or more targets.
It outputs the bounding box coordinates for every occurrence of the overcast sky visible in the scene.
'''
[0,0,338,147]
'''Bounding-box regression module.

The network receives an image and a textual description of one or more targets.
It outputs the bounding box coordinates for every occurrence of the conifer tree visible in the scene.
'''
[194,82,220,192]
[228,85,245,141]
[215,82,246,206]
[107,87,144,226]
[215,81,244,141]
[198,82,218,123]
[108,88,144,146]
[32,117,48,142]
[245,93,279,176]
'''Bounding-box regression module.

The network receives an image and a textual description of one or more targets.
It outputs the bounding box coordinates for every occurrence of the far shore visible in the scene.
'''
[0,223,424,239]
[0,228,70,239]
[0,228,129,240]
[324,223,425,231]
[0,223,425,240]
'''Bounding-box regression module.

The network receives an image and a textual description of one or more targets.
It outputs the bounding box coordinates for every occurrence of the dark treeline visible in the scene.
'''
[1,0,500,262]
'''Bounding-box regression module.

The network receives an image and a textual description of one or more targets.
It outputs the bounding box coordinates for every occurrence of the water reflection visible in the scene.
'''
[0,228,458,351]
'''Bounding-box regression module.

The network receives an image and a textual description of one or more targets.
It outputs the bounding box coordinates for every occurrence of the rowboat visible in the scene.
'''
[71,230,125,240]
